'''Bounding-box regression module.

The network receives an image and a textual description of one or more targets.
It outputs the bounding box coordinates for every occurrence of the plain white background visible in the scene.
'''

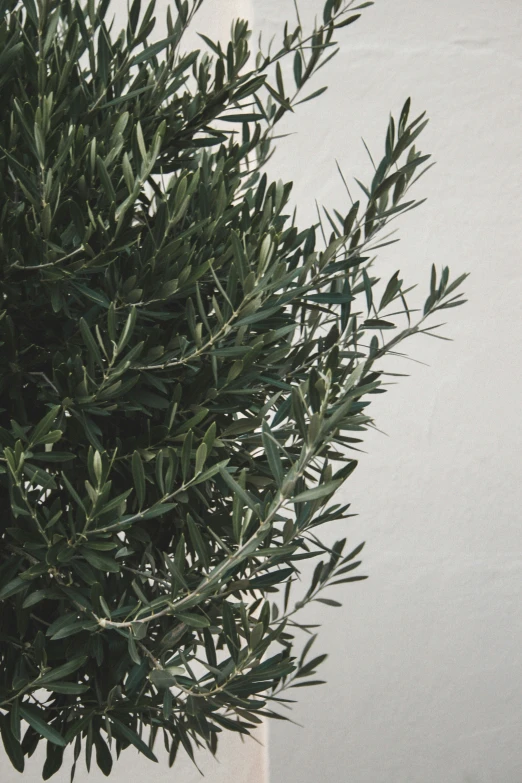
[251,1,522,782]
[2,1,522,782]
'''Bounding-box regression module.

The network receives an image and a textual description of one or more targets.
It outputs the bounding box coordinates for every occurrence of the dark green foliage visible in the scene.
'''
[0,0,467,777]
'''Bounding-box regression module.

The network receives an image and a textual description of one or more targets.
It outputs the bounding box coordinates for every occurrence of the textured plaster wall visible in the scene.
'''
[1,727,263,783]
[2,2,521,782]
[249,1,522,782]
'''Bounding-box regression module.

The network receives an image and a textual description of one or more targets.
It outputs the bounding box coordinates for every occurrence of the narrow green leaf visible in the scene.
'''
[190,460,229,487]
[30,405,61,446]
[81,548,120,573]
[0,714,24,772]
[109,718,158,762]
[131,451,146,508]
[47,682,89,695]
[37,656,87,686]
[19,705,66,747]
[262,422,284,485]
[34,122,45,163]
[132,502,177,521]
[362,318,396,329]
[292,480,343,503]
[0,577,27,601]
[174,611,210,628]
[379,271,402,310]
[295,86,328,106]
[80,318,104,368]
[131,32,179,65]
[218,466,258,513]
[94,732,113,777]
[96,156,116,203]
[148,669,177,689]
[335,13,361,29]
[179,431,193,485]
[194,442,207,476]
[127,633,141,665]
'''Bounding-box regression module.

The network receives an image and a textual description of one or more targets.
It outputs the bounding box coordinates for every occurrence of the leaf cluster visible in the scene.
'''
[0,0,467,777]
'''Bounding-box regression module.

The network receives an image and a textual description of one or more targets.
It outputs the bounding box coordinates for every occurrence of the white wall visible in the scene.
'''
[1,729,263,783]
[250,1,522,782]
[3,2,521,782]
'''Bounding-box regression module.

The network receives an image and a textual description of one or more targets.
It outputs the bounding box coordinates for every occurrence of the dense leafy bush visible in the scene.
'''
[0,0,467,777]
